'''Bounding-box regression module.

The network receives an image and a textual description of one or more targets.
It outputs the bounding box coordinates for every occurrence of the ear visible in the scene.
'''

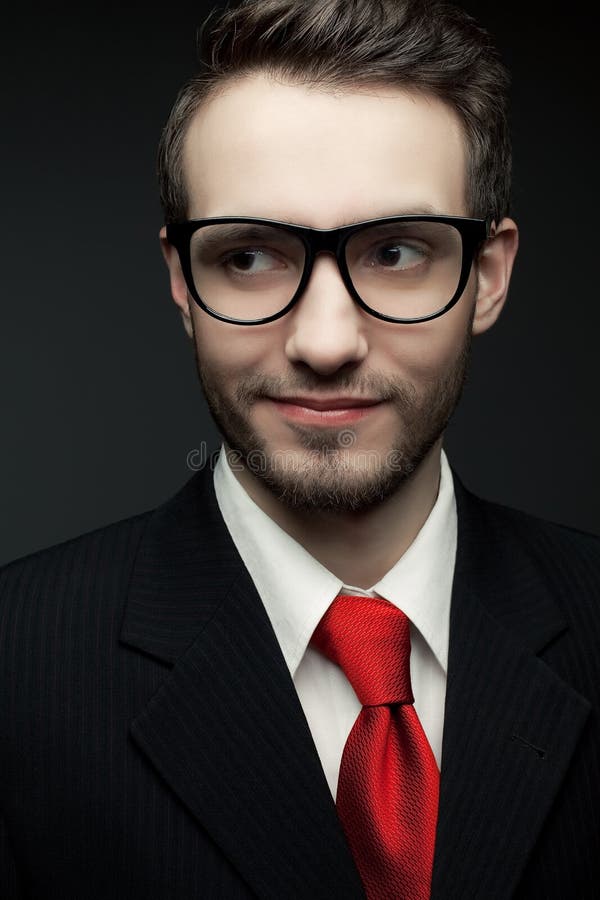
[472,217,519,336]
[159,226,194,339]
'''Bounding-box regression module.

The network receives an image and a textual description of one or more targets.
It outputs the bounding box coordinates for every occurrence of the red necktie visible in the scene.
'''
[311,594,439,900]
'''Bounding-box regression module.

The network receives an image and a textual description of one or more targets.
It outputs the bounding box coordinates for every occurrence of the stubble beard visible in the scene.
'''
[192,328,472,515]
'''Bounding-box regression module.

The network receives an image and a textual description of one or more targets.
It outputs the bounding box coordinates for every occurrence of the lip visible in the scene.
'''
[274,395,380,411]
[268,395,383,426]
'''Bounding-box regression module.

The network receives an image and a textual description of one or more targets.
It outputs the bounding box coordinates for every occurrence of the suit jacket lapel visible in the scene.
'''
[120,467,366,900]
[431,475,591,899]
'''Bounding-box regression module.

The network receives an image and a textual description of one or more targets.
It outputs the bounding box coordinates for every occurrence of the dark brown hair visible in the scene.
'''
[157,0,511,224]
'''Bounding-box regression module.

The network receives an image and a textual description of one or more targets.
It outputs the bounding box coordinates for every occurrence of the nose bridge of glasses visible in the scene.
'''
[300,227,354,303]
[305,225,345,259]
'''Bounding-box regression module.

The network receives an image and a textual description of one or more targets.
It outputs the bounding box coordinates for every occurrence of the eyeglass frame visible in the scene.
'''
[165,214,491,326]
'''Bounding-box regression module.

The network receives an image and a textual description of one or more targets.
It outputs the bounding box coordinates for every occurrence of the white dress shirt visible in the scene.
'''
[213,447,457,799]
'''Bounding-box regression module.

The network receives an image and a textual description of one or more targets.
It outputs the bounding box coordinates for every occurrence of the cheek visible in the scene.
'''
[400,285,476,373]
[375,303,474,381]
[192,312,284,378]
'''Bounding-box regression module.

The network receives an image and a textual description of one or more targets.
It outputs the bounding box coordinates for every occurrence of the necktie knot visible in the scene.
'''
[311,594,413,707]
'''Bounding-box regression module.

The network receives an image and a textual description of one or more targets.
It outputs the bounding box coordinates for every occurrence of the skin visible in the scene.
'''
[161,74,518,588]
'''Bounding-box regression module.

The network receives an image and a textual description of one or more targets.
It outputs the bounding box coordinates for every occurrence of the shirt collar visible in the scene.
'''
[213,447,456,678]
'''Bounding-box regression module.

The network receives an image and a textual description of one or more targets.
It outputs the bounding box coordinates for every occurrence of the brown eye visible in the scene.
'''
[373,243,425,269]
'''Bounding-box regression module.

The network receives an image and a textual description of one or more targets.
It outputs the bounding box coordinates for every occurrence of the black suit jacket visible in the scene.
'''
[1,466,599,899]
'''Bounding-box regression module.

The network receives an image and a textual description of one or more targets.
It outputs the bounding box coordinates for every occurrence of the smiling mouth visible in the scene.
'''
[272,394,381,409]
[268,395,383,425]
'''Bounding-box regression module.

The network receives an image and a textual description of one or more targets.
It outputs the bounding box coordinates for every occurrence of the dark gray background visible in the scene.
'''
[2,2,599,565]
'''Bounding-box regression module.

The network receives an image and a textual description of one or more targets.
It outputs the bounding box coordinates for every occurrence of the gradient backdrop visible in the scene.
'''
[2,1,599,565]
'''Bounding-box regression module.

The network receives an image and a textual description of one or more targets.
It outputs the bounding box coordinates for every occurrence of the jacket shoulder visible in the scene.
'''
[0,509,154,605]
[469,489,600,572]
[455,478,600,646]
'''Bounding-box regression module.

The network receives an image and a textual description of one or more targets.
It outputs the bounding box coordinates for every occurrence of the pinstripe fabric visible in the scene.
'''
[0,466,599,899]
[432,489,600,900]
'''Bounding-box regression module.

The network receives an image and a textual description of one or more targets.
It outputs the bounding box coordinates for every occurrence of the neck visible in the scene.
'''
[227,441,443,589]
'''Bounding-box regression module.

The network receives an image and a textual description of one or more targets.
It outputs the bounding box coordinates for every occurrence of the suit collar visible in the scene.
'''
[452,473,568,654]
[121,462,567,667]
[120,465,246,665]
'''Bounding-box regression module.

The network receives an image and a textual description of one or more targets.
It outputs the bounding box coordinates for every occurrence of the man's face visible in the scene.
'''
[167,75,483,512]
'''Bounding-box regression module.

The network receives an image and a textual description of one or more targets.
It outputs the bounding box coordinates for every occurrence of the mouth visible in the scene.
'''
[267,395,383,426]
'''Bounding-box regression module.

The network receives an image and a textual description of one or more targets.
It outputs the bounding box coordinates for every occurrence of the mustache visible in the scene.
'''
[235,370,418,408]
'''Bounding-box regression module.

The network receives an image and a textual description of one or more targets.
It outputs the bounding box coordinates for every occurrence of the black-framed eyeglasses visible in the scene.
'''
[166,214,490,325]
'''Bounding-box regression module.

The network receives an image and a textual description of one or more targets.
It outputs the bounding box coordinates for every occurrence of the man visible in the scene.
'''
[1,1,598,897]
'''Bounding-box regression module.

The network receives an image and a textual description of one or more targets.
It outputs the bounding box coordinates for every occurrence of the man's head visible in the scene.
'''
[159,0,518,513]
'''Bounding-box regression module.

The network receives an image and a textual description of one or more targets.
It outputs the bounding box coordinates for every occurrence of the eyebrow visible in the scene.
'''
[195,205,451,235]
[331,204,447,226]
[279,204,450,228]
[194,224,296,246]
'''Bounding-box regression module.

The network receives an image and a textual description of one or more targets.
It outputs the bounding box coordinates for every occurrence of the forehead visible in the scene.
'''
[182,73,468,224]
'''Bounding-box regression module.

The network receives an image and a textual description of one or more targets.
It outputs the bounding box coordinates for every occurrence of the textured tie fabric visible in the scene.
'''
[311,594,439,900]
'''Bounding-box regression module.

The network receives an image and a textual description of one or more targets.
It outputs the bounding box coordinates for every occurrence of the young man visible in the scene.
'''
[1,1,598,898]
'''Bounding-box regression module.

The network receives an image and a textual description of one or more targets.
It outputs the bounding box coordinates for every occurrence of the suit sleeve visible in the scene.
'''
[0,812,22,898]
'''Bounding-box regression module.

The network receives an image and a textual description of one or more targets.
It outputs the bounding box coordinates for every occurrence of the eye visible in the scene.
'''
[223,248,286,275]
[370,241,426,270]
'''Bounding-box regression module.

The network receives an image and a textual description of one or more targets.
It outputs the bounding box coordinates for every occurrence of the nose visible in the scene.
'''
[284,254,369,376]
